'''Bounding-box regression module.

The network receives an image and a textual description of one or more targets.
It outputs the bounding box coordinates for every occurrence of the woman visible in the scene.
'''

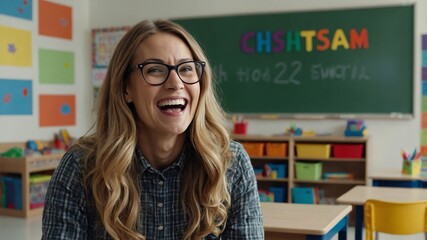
[42,19,263,240]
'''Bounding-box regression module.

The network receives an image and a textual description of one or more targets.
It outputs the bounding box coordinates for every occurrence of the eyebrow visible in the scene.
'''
[141,58,194,64]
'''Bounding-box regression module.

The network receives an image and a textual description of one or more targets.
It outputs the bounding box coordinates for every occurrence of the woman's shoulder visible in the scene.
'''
[57,144,90,172]
[227,140,252,173]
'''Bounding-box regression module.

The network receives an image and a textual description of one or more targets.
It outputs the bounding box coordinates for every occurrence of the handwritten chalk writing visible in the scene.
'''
[235,61,302,85]
[273,61,302,85]
[311,63,371,80]
[241,28,369,53]
[212,64,229,83]
[236,67,270,82]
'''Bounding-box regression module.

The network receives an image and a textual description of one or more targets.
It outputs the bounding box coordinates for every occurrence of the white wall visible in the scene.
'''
[89,0,426,175]
[0,0,93,143]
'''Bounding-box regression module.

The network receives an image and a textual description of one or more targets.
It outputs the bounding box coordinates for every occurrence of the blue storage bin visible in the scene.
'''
[292,187,317,204]
[266,163,287,178]
[2,176,22,209]
[269,187,287,202]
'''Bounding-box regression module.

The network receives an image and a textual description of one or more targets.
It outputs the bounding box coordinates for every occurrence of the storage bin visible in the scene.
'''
[29,175,52,209]
[2,175,22,210]
[332,144,364,158]
[258,189,274,202]
[0,180,5,208]
[266,143,287,157]
[292,187,318,204]
[269,187,287,202]
[295,162,322,180]
[265,163,287,178]
[296,144,331,159]
[242,142,264,157]
[253,167,263,178]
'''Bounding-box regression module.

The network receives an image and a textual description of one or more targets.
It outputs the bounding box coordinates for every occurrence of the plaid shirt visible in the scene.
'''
[42,141,264,239]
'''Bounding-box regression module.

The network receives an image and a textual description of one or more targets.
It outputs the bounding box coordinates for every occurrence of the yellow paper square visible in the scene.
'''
[0,25,32,66]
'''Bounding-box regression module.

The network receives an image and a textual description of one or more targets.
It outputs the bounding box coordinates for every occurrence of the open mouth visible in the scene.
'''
[158,98,187,112]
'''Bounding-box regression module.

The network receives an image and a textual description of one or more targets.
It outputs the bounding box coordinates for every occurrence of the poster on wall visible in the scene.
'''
[92,67,107,87]
[0,25,32,66]
[0,0,33,20]
[92,26,129,97]
[39,48,74,84]
[38,0,72,40]
[92,26,129,67]
[0,79,32,115]
[39,94,75,126]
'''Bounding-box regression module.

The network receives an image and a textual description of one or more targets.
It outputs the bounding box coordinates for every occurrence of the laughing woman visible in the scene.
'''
[42,19,263,240]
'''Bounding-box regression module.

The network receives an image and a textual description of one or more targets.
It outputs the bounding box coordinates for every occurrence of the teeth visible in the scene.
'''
[158,99,185,107]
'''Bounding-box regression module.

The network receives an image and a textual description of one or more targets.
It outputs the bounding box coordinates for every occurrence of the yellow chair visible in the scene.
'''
[364,199,427,240]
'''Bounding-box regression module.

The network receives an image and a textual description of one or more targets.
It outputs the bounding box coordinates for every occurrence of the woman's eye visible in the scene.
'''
[146,67,165,75]
[179,65,194,72]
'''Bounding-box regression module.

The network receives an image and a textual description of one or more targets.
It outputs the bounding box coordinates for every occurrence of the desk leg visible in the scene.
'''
[355,205,363,240]
[337,217,348,240]
[306,215,348,240]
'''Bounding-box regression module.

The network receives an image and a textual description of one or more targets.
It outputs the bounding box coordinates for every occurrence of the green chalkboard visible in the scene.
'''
[174,5,414,116]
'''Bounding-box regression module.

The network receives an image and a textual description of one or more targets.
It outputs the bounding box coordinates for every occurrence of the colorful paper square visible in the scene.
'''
[422,96,427,112]
[423,81,427,96]
[422,130,427,145]
[422,113,427,129]
[0,79,32,115]
[39,49,74,84]
[0,26,32,66]
[423,35,427,50]
[38,0,72,40]
[39,95,75,126]
[0,0,33,20]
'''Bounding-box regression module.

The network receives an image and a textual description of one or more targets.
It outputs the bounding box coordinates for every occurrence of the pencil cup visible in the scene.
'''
[233,122,248,134]
[402,158,421,176]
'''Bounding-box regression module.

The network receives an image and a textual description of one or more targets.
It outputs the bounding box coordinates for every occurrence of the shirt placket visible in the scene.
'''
[154,176,166,239]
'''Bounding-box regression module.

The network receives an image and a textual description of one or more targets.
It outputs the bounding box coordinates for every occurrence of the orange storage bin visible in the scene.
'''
[266,143,288,157]
[242,142,264,157]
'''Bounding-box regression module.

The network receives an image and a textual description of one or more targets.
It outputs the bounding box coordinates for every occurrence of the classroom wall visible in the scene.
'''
[89,0,426,175]
[0,0,422,176]
[0,0,93,143]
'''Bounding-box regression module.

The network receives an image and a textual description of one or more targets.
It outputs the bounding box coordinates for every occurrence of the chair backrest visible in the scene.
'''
[364,199,427,239]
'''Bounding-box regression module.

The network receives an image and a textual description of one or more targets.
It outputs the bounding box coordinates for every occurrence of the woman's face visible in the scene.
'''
[126,32,201,137]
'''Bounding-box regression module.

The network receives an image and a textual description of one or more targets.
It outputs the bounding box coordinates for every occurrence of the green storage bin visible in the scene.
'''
[295,162,322,180]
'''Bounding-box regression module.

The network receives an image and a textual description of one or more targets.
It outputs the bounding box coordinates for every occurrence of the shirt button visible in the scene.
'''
[158,225,164,231]
[158,180,164,185]
[157,202,164,208]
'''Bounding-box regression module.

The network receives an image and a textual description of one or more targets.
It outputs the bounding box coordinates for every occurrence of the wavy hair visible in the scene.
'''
[78,19,232,240]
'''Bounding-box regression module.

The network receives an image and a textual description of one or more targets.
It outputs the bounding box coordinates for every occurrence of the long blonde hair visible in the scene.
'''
[78,19,232,240]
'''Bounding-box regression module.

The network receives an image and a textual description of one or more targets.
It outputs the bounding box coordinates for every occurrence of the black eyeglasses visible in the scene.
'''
[134,60,206,86]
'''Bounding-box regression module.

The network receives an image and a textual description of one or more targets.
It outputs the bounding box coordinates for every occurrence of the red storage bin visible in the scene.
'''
[332,144,364,158]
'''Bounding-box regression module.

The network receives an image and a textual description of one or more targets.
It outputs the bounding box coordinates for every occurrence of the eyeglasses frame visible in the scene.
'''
[134,60,206,86]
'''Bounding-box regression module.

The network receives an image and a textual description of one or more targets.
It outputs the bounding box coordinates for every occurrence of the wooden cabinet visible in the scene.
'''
[232,134,369,204]
[0,142,63,217]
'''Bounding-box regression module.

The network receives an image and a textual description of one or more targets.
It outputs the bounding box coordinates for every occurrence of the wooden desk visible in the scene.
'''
[370,169,427,188]
[262,202,352,240]
[336,186,427,240]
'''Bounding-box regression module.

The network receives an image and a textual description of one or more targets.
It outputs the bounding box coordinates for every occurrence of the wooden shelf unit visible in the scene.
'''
[0,142,63,218]
[232,134,369,204]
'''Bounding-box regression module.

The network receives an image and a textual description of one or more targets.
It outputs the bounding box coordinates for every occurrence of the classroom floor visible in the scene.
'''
[0,214,425,239]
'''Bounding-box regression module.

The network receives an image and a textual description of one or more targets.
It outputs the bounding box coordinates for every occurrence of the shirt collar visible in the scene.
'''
[135,147,186,174]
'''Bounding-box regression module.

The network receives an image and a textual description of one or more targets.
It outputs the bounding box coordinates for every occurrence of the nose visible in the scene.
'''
[164,69,184,90]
